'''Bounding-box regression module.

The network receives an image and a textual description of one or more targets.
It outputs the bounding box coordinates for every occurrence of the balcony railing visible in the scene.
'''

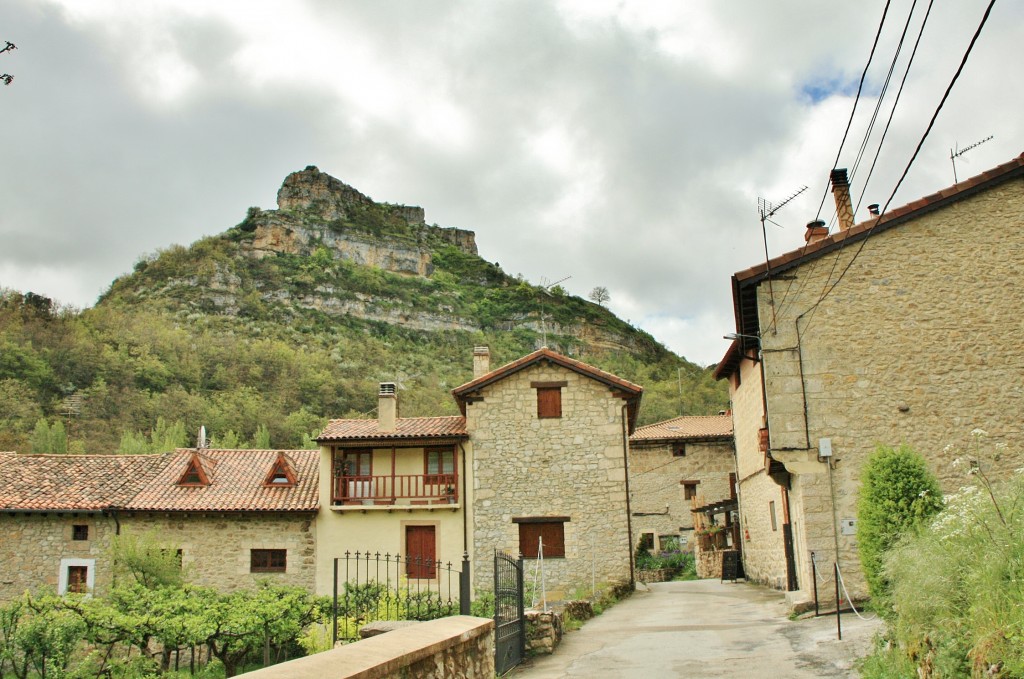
[332,474,458,506]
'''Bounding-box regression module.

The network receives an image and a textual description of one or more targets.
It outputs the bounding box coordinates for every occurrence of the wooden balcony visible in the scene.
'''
[332,474,458,507]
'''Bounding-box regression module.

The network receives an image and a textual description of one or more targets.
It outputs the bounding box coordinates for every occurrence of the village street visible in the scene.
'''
[514,579,881,678]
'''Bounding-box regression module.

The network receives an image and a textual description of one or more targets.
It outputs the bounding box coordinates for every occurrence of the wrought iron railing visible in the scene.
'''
[331,474,459,505]
[331,551,471,644]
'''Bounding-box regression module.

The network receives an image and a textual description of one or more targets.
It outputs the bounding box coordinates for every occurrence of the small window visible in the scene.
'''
[178,455,210,487]
[514,518,567,558]
[536,387,562,418]
[682,481,699,501]
[67,566,88,593]
[638,533,655,551]
[250,549,287,573]
[72,524,89,541]
[263,454,296,487]
[672,444,686,457]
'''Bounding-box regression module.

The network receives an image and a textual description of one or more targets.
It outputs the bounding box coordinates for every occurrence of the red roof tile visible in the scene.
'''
[0,452,168,511]
[317,416,467,442]
[630,415,733,443]
[127,449,319,512]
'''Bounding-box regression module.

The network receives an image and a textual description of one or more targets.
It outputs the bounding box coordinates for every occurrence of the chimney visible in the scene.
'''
[804,219,829,244]
[473,346,490,378]
[830,168,855,232]
[378,382,398,432]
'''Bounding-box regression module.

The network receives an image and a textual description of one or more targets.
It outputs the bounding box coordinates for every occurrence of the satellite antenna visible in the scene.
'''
[538,275,571,347]
[950,136,993,184]
[757,186,807,334]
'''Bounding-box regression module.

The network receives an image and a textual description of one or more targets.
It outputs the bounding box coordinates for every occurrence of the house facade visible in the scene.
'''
[627,415,735,554]
[717,152,1024,604]
[0,449,318,601]
[315,347,643,602]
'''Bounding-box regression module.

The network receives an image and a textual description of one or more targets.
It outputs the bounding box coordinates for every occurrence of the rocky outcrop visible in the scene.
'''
[239,166,477,276]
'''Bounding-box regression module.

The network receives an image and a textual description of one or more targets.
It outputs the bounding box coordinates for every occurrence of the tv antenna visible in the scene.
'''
[757,185,807,334]
[538,275,571,347]
[950,136,993,184]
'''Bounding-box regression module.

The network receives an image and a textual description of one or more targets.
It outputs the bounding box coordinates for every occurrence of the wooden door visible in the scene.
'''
[67,565,88,593]
[405,525,436,579]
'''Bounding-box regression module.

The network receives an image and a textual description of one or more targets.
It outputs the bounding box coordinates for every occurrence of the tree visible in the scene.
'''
[30,419,67,454]
[589,286,610,306]
[856,444,943,603]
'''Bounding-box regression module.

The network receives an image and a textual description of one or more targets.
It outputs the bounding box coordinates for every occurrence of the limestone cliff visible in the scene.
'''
[238,166,476,278]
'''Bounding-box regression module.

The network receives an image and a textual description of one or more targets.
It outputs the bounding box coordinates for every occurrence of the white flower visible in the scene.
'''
[971,428,989,438]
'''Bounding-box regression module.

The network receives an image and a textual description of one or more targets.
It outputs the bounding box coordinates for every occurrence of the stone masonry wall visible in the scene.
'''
[629,440,734,551]
[0,512,316,602]
[756,176,1024,602]
[0,513,116,601]
[468,363,632,600]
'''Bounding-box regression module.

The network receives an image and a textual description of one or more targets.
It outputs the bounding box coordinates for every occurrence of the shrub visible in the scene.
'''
[856,444,942,604]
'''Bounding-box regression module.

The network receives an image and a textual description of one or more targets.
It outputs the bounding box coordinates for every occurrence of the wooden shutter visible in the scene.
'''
[406,526,437,579]
[536,387,562,418]
[518,521,565,558]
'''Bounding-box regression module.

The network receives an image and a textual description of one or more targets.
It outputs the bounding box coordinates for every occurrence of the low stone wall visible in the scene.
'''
[239,616,494,679]
[636,568,676,583]
[525,609,563,656]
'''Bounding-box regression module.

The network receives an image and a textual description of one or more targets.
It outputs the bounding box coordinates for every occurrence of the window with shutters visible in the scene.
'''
[424,447,455,483]
[67,566,88,593]
[532,381,566,419]
[682,480,699,500]
[514,517,567,558]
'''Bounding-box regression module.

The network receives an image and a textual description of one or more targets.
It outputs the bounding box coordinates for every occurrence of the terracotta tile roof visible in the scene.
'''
[127,449,319,512]
[733,152,1024,285]
[452,347,643,398]
[630,415,733,443]
[0,452,169,511]
[317,416,467,442]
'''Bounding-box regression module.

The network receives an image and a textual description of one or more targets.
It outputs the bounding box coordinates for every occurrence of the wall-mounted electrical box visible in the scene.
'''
[818,437,833,458]
[841,518,857,535]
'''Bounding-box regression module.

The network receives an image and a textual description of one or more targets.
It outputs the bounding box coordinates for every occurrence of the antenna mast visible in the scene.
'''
[950,136,993,184]
[757,185,807,334]
[538,275,571,347]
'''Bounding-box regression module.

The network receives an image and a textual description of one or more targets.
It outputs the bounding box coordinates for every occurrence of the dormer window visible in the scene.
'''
[263,454,297,487]
[177,454,210,487]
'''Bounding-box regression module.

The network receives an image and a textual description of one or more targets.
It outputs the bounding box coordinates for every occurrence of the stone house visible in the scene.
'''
[316,347,643,602]
[0,448,318,601]
[627,415,735,555]
[715,152,1024,605]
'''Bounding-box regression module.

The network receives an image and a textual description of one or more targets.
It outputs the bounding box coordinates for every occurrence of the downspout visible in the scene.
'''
[459,441,468,554]
[621,402,635,589]
[109,507,121,535]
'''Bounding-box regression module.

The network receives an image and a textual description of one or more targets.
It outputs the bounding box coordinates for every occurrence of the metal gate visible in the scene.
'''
[494,550,525,675]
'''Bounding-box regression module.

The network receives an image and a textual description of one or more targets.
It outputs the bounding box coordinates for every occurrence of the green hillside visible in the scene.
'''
[0,168,727,453]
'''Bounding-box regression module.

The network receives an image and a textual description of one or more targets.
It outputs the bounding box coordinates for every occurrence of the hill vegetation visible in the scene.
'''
[0,168,727,453]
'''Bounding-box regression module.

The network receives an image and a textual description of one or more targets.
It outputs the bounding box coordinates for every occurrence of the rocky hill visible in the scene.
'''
[0,168,727,453]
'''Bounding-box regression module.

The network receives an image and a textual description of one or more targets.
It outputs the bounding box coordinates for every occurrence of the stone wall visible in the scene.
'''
[525,609,563,655]
[0,513,116,601]
[629,439,734,551]
[753,175,1024,602]
[0,511,316,601]
[239,616,494,679]
[467,363,632,600]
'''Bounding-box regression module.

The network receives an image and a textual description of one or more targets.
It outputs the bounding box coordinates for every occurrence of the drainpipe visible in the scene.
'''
[621,402,636,589]
[459,441,468,554]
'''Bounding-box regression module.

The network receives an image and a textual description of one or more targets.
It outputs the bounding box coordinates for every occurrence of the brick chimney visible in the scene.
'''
[473,346,490,378]
[805,219,829,244]
[378,382,398,432]
[830,168,855,232]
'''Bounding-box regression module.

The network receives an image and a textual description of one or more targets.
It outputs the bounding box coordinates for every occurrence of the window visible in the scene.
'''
[67,566,88,593]
[177,455,210,486]
[672,444,686,457]
[514,517,568,558]
[682,480,699,500]
[532,381,566,419]
[424,447,455,480]
[250,549,287,573]
[72,524,89,541]
[263,454,296,487]
[638,532,655,551]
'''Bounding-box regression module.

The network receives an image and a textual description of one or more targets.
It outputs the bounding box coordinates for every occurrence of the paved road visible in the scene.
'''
[512,579,881,678]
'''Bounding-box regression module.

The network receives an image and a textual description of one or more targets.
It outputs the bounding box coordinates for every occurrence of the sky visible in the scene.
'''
[2,0,1021,366]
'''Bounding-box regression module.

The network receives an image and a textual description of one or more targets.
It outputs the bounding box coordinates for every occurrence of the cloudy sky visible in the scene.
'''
[2,0,1020,365]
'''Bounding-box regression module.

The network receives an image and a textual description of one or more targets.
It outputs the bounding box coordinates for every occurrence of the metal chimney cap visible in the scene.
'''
[378,382,396,395]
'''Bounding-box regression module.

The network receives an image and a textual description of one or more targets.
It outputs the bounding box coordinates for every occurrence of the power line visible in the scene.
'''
[810,0,998,312]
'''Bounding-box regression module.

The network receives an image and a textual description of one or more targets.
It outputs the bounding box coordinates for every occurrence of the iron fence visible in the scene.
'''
[331,551,470,644]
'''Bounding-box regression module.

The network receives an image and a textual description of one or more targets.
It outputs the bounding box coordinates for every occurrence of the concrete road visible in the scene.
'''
[512,579,881,678]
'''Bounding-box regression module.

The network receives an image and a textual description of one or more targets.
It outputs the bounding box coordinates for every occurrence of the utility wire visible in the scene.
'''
[813,0,894,223]
[810,0,998,312]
